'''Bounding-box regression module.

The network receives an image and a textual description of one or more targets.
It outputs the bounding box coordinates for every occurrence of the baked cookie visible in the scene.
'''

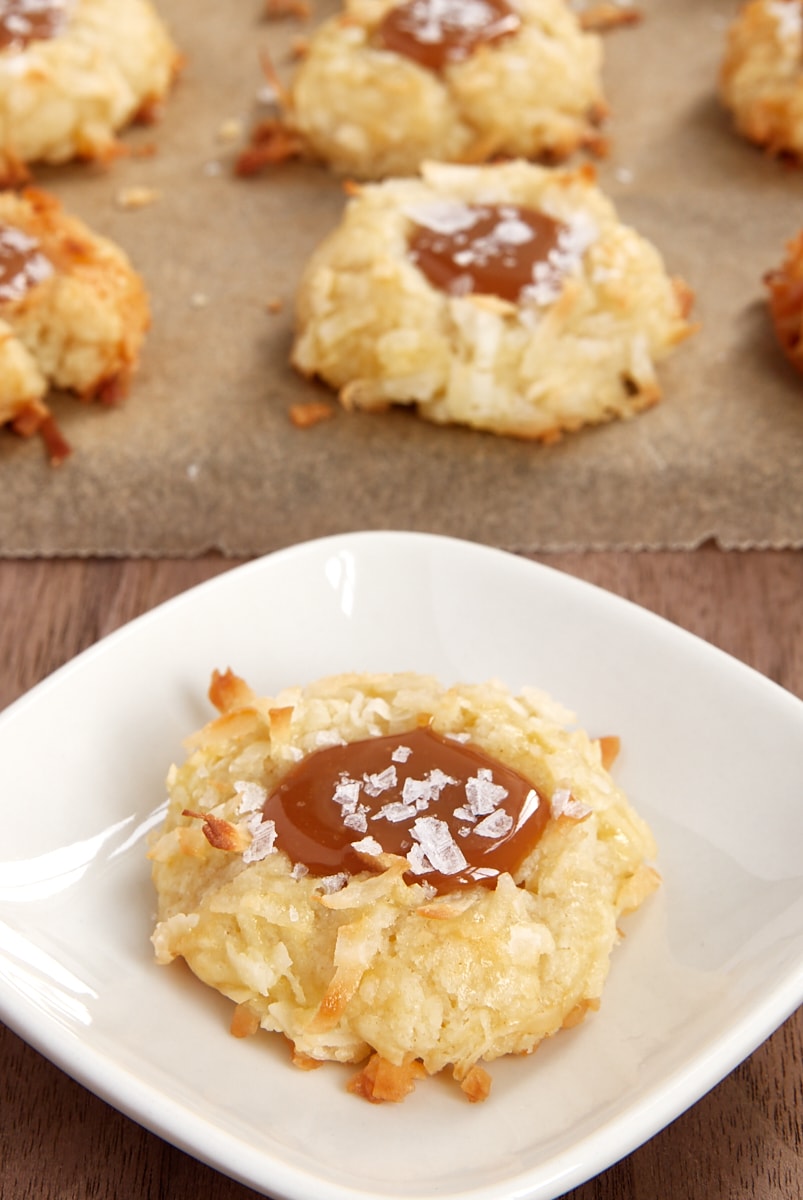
[765,228,803,371]
[291,159,695,441]
[0,0,180,183]
[720,0,803,158]
[150,669,659,1102]
[0,187,150,461]
[259,0,606,178]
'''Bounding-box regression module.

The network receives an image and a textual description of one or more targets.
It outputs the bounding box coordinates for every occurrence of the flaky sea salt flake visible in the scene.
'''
[551,788,592,821]
[363,765,397,796]
[243,817,277,863]
[465,768,508,816]
[317,872,348,894]
[411,816,468,875]
[374,800,417,823]
[234,780,268,814]
[474,809,514,838]
[351,835,383,856]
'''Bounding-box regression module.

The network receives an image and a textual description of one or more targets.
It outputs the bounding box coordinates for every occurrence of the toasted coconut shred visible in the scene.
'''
[149,670,659,1103]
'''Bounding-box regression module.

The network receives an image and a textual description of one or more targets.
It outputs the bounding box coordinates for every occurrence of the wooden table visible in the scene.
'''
[1,548,801,1199]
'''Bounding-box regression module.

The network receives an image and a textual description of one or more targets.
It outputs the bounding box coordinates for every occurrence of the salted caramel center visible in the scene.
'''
[408,201,574,304]
[0,0,69,50]
[376,0,520,72]
[262,726,549,892]
[0,223,54,303]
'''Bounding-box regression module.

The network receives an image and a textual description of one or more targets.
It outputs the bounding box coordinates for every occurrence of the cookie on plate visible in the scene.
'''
[0,186,150,461]
[720,0,803,159]
[765,228,803,371]
[150,669,659,1102]
[291,159,695,441]
[262,0,606,179]
[0,0,180,183]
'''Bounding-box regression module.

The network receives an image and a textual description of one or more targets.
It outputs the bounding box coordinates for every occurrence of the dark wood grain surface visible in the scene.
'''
[1,548,801,1199]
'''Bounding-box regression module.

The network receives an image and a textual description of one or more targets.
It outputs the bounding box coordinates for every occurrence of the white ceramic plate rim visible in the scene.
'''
[1,531,802,1200]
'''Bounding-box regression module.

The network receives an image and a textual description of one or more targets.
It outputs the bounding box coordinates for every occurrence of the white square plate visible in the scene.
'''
[1,532,802,1199]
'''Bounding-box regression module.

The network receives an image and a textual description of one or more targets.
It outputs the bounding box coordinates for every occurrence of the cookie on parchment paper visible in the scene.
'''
[249,0,606,179]
[0,0,180,183]
[765,228,803,372]
[0,187,150,461]
[720,0,803,159]
[291,159,695,441]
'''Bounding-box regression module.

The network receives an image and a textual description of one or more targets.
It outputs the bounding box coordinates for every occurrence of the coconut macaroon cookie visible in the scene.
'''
[0,187,150,460]
[291,160,695,440]
[149,668,659,1102]
[720,0,803,159]
[0,0,180,183]
[268,0,605,179]
[765,228,803,372]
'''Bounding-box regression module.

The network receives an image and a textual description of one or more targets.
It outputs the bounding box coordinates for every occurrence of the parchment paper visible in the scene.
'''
[2,0,802,556]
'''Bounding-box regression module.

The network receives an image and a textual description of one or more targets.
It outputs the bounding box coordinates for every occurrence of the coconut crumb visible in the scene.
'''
[576,2,642,31]
[217,118,244,144]
[230,1002,261,1038]
[457,1063,492,1103]
[115,186,160,210]
[347,1053,426,1103]
[235,118,306,176]
[263,0,311,18]
[289,400,337,428]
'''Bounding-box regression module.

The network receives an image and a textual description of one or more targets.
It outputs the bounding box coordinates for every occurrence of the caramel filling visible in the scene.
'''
[0,222,54,303]
[376,0,520,71]
[0,0,69,51]
[408,201,577,304]
[262,726,549,892]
